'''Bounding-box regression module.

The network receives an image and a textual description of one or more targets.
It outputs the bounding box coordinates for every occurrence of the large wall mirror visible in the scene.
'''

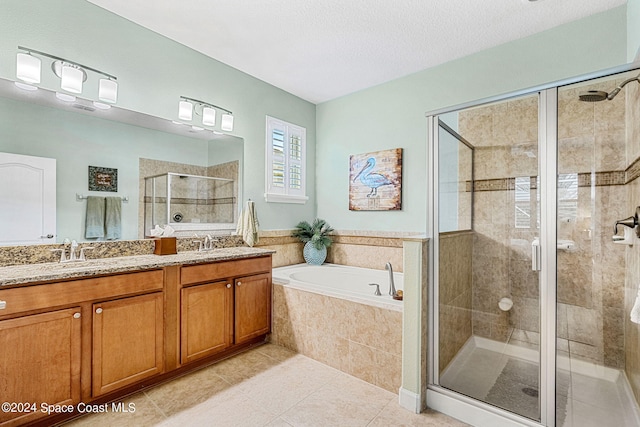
[0,78,243,245]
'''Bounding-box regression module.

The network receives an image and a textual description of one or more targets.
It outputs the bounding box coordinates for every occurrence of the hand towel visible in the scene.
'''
[236,200,259,247]
[631,287,640,324]
[85,196,105,239]
[105,196,122,240]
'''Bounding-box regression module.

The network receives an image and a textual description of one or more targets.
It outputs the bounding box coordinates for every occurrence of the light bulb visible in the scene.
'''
[221,113,234,131]
[98,78,118,103]
[179,100,193,121]
[60,64,83,93]
[16,53,41,84]
[202,106,216,126]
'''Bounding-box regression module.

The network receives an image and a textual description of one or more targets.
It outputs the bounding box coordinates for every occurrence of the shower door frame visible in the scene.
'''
[427,88,556,425]
[425,62,640,426]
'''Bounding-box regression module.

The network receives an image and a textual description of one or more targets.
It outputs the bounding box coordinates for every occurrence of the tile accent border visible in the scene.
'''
[469,170,628,192]
[626,155,640,184]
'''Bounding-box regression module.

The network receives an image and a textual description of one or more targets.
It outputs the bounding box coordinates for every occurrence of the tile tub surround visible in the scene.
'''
[257,229,421,270]
[0,246,272,286]
[64,344,467,427]
[270,283,402,393]
[0,235,245,268]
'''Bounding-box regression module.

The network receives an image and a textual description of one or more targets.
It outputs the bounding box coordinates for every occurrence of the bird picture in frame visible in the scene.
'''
[349,148,402,211]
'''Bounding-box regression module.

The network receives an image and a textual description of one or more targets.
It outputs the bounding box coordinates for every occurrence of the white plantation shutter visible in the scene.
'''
[265,116,308,203]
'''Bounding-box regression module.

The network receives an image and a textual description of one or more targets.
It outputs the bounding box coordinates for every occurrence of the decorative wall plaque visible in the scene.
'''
[349,148,402,211]
[88,166,118,192]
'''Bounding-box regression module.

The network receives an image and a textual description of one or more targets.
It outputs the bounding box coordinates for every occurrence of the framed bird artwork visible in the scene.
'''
[349,148,402,211]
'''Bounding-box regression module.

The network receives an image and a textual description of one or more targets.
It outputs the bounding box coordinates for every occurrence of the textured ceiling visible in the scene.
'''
[87,0,626,104]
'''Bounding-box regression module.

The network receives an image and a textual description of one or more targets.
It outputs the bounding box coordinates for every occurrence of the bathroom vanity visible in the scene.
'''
[0,249,272,427]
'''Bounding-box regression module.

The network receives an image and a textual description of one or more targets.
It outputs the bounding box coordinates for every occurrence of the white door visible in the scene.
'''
[0,152,56,245]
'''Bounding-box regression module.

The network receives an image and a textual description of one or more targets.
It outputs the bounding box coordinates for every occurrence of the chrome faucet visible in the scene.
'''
[69,240,79,261]
[385,262,397,296]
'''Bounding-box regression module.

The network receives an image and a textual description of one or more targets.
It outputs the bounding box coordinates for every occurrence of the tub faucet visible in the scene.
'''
[385,262,397,296]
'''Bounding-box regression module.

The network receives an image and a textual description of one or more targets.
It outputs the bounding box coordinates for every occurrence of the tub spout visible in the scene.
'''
[385,262,397,297]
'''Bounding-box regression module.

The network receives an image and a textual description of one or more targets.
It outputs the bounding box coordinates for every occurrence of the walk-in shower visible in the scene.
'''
[428,67,640,427]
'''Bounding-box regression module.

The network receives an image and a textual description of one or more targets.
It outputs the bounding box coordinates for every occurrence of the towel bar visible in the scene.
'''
[76,193,129,202]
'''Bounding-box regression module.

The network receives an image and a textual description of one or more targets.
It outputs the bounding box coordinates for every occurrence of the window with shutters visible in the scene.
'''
[265,116,308,203]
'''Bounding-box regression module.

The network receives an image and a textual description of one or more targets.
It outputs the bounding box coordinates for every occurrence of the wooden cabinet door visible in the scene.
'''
[234,273,271,344]
[92,292,163,397]
[181,281,233,364]
[0,308,81,427]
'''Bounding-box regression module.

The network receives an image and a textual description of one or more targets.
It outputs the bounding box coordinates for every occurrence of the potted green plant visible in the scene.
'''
[292,218,334,265]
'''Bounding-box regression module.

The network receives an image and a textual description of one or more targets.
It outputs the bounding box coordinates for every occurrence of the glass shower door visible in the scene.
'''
[435,94,543,422]
[555,70,640,427]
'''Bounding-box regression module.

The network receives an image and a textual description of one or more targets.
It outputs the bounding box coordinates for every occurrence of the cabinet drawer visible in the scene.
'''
[181,256,271,286]
[0,270,163,318]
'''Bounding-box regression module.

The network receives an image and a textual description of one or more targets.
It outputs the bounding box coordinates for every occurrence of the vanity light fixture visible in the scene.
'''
[59,63,84,93]
[99,78,118,103]
[16,52,41,84]
[221,113,234,132]
[178,96,234,132]
[178,100,193,121]
[202,106,216,126]
[15,46,118,103]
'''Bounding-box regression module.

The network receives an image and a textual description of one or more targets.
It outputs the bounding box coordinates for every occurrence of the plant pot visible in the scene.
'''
[303,241,327,265]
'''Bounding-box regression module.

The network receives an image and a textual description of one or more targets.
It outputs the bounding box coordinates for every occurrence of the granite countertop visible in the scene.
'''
[0,247,275,287]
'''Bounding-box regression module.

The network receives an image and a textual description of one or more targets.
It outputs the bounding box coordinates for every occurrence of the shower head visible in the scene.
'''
[578,90,608,102]
[578,73,640,102]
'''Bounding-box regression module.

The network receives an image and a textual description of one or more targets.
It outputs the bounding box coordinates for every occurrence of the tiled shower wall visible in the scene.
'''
[439,231,472,373]
[625,79,640,401]
[458,83,630,369]
[459,95,540,348]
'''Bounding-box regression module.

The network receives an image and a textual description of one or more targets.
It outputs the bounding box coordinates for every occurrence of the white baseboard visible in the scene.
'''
[398,387,421,413]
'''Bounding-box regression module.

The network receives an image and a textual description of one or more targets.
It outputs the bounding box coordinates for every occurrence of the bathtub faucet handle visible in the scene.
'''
[368,283,382,296]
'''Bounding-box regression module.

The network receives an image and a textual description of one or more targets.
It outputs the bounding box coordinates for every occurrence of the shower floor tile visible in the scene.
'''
[439,339,640,426]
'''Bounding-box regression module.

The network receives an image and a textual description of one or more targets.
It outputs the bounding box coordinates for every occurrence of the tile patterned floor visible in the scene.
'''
[65,344,467,427]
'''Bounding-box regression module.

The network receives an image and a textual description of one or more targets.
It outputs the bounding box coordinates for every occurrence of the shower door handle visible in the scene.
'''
[531,238,541,271]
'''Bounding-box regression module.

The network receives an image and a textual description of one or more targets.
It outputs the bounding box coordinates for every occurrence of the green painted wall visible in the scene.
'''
[0,0,316,231]
[316,6,628,232]
[629,0,640,62]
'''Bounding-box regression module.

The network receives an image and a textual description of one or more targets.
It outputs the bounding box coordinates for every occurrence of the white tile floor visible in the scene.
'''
[65,344,468,427]
[440,344,640,427]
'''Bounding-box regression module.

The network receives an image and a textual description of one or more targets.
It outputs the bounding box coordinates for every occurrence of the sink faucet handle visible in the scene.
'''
[192,240,204,252]
[79,247,95,261]
[50,248,67,263]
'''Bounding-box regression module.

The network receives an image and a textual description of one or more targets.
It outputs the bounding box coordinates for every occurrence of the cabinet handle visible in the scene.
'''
[237,282,242,286]
[73,312,81,319]
[95,308,103,314]
[0,300,6,310]
[226,283,231,288]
